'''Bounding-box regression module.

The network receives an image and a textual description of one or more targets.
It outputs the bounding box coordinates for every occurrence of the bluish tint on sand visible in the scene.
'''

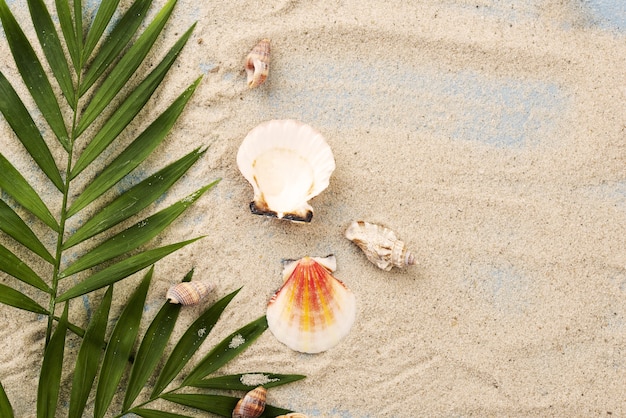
[583,0,626,31]
[262,60,568,148]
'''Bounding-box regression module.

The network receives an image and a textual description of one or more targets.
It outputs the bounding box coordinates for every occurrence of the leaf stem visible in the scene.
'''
[45,68,82,345]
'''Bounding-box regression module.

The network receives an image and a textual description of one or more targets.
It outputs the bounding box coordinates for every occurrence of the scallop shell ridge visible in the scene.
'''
[345,221,416,271]
[237,120,335,222]
[266,255,356,353]
[166,280,215,305]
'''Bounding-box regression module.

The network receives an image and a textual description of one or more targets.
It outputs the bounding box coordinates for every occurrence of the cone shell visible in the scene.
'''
[245,39,270,88]
[232,386,266,418]
[166,280,215,305]
[345,221,416,271]
[266,255,356,353]
[237,119,335,222]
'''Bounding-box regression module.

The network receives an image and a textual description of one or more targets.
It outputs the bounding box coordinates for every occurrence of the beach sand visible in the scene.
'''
[1,0,626,416]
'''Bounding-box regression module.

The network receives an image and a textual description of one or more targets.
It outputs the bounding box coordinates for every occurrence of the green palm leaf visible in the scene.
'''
[0,244,51,293]
[191,373,306,390]
[0,284,48,315]
[79,0,153,97]
[81,0,121,64]
[71,25,195,179]
[75,0,178,134]
[62,183,218,278]
[94,268,152,418]
[54,0,80,71]
[67,77,202,216]
[183,316,269,385]
[0,154,59,231]
[0,72,64,191]
[27,0,76,108]
[36,303,68,418]
[159,393,292,417]
[123,270,191,410]
[68,286,113,418]
[0,379,13,418]
[64,148,207,248]
[0,0,306,414]
[0,0,69,149]
[151,288,242,397]
[0,199,55,263]
[57,238,201,301]
[131,409,194,418]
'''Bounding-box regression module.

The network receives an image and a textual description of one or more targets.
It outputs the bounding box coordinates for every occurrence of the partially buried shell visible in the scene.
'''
[237,119,335,222]
[266,255,356,353]
[232,386,266,418]
[345,221,416,271]
[245,39,270,88]
[166,280,214,305]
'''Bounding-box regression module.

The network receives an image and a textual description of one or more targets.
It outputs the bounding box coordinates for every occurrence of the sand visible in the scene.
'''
[1,0,626,416]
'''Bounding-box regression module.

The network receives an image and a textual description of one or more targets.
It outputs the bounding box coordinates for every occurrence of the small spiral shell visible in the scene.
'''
[166,280,215,305]
[232,386,267,418]
[245,39,270,88]
[345,221,416,271]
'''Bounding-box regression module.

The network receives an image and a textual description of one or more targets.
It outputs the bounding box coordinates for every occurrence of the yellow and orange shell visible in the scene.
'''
[232,386,267,418]
[345,221,416,271]
[266,255,356,354]
[245,39,270,88]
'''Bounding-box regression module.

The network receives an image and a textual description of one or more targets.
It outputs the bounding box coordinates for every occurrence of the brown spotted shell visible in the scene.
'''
[166,280,215,305]
[232,386,267,418]
[245,39,270,88]
[345,221,416,271]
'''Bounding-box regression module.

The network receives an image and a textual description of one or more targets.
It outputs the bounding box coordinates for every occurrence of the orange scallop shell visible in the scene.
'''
[266,255,356,354]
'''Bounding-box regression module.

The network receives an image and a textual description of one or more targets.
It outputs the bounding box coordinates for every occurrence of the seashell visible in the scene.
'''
[237,119,335,222]
[232,386,266,418]
[166,280,215,305]
[276,414,310,418]
[266,255,356,353]
[245,39,270,88]
[345,221,416,271]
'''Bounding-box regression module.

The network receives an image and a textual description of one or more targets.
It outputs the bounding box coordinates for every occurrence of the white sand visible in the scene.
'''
[1,0,626,416]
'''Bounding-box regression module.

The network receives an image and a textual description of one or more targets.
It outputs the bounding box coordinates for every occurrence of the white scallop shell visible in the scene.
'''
[345,221,416,271]
[237,120,335,222]
[166,280,215,305]
[266,255,356,354]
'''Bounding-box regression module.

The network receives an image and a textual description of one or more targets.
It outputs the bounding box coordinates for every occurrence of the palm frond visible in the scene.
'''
[0,0,69,149]
[0,379,13,418]
[0,71,64,191]
[27,0,76,108]
[0,0,307,414]
[94,268,153,418]
[75,0,178,134]
[37,303,68,418]
[0,283,49,314]
[0,153,59,231]
[71,24,196,179]
[0,199,55,263]
[122,270,190,410]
